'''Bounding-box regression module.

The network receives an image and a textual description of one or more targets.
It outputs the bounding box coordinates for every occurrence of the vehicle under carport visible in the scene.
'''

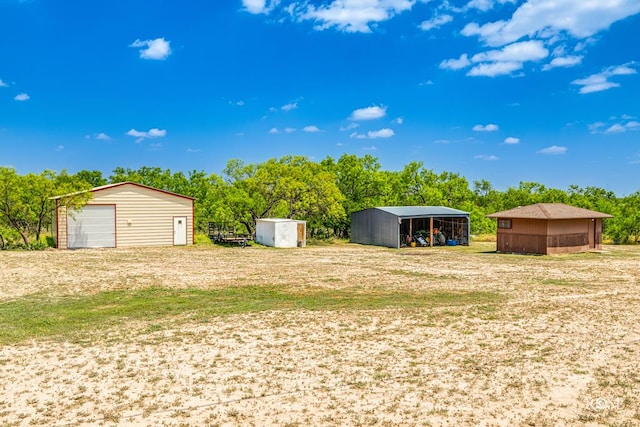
[350,206,470,249]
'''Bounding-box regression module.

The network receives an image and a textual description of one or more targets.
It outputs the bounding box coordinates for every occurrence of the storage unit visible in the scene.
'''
[53,182,194,249]
[351,206,470,249]
[255,218,306,248]
[486,203,613,255]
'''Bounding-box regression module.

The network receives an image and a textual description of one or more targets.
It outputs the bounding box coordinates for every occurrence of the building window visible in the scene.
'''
[498,219,512,229]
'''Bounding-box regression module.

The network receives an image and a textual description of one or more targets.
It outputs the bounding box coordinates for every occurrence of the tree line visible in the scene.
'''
[1,154,639,248]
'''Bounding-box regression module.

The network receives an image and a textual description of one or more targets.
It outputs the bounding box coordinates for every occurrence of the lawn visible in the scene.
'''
[0,242,638,426]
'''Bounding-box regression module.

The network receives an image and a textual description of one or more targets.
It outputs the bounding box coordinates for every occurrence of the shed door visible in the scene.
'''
[297,223,305,246]
[173,216,187,245]
[67,205,116,249]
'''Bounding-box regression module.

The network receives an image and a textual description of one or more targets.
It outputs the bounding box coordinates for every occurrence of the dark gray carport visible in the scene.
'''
[351,206,470,249]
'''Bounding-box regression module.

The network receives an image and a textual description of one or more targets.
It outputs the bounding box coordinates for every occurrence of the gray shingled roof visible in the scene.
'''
[376,206,469,217]
[486,203,613,219]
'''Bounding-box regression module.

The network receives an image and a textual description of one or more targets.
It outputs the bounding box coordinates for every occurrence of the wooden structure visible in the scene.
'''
[486,203,613,255]
[351,206,470,249]
[53,182,194,249]
[255,218,306,248]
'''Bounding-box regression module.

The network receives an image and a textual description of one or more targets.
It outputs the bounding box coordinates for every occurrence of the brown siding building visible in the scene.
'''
[486,203,613,255]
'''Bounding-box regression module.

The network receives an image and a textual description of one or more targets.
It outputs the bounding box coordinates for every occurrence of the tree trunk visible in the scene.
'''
[19,231,29,246]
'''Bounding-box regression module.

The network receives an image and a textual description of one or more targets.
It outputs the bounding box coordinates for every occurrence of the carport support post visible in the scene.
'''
[430,217,433,247]
[409,218,413,243]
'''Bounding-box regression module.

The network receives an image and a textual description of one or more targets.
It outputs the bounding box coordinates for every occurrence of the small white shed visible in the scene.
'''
[255,218,306,248]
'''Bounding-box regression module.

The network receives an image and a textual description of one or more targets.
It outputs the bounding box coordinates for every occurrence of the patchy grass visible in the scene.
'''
[1,243,639,426]
[0,286,503,345]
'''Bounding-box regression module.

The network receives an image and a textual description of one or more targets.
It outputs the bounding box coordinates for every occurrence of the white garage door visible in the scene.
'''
[67,205,116,248]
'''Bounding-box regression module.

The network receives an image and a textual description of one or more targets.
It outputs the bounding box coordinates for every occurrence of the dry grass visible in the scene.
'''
[1,242,639,426]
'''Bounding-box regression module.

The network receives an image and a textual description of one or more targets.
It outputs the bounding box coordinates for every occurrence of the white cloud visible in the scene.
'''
[467,61,523,77]
[281,102,298,111]
[590,118,640,134]
[0,79,7,87]
[604,121,640,134]
[604,124,626,134]
[14,93,30,101]
[268,127,280,134]
[368,128,395,139]
[504,136,520,144]
[440,54,471,70]
[303,125,320,132]
[466,0,516,12]
[126,128,167,143]
[542,55,583,71]
[394,117,404,125]
[285,127,297,133]
[350,105,387,121]
[538,145,567,155]
[473,123,499,132]
[350,131,367,139]
[588,122,605,133]
[572,63,637,94]
[129,38,171,60]
[242,0,269,14]
[95,133,111,141]
[466,40,548,76]
[474,154,499,161]
[297,0,417,33]
[461,0,640,47]
[147,128,166,137]
[420,14,453,31]
[340,122,360,131]
[471,40,548,63]
[443,41,548,77]
[362,145,378,151]
[55,145,64,152]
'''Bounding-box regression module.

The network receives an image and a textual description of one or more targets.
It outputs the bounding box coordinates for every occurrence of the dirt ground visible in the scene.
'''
[1,242,639,426]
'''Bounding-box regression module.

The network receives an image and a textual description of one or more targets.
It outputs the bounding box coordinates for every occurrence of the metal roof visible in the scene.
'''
[51,181,194,201]
[486,203,613,219]
[374,206,469,218]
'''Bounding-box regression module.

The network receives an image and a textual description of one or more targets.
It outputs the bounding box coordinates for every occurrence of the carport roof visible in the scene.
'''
[375,206,469,218]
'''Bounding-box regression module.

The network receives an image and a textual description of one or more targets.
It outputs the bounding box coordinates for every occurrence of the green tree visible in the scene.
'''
[0,167,92,246]
[606,192,640,243]
[223,156,345,236]
[321,154,388,236]
[74,170,107,187]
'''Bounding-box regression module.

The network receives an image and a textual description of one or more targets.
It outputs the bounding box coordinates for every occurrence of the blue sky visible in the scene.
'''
[1,0,639,195]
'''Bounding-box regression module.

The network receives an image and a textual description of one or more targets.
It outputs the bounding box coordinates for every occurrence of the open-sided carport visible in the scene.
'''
[351,206,470,249]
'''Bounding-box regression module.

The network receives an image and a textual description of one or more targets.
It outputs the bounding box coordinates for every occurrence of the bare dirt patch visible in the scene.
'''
[1,242,639,426]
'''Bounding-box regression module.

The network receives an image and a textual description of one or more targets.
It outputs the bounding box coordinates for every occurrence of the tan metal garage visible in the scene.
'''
[53,182,194,249]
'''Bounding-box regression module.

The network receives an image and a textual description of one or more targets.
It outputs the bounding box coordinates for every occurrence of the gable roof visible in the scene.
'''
[486,203,612,220]
[51,181,195,201]
[374,206,469,218]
